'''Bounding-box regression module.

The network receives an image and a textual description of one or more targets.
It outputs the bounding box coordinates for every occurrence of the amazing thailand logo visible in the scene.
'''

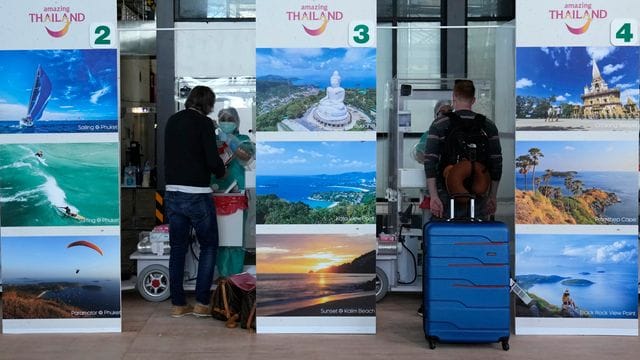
[549,2,607,35]
[286,4,344,36]
[28,6,86,38]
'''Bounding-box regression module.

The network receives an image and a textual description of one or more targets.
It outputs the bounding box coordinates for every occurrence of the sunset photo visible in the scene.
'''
[256,233,376,317]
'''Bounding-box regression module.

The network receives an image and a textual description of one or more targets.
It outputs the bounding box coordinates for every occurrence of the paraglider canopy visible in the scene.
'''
[67,240,103,256]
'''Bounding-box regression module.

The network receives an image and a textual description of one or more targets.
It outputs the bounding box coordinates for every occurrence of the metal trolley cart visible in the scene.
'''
[130,193,251,302]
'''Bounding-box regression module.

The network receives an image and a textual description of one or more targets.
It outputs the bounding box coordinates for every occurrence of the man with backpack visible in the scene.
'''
[423,79,503,220]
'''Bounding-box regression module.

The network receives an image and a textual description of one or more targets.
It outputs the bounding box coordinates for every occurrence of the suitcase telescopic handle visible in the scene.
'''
[448,192,476,220]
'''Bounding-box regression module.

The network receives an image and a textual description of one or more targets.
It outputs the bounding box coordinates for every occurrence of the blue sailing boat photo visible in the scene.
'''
[19,65,52,128]
[0,49,118,133]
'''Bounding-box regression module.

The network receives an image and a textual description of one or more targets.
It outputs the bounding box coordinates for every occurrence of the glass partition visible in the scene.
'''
[115,19,516,244]
[176,0,256,20]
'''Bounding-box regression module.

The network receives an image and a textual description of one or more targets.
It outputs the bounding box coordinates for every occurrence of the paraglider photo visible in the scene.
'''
[0,49,118,134]
[515,233,638,319]
[1,235,121,319]
[0,142,119,227]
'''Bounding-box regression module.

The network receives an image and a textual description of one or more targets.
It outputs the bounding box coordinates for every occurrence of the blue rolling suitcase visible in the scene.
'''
[423,197,510,350]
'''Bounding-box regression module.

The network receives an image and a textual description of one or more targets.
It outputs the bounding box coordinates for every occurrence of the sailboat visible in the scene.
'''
[20,65,52,127]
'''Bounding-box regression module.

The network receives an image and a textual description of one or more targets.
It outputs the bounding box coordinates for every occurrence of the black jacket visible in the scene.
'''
[164,109,225,187]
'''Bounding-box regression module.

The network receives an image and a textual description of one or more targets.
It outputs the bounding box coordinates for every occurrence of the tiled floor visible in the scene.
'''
[1,291,639,360]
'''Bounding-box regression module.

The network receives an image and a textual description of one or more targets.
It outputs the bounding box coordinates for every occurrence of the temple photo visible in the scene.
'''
[515,46,640,131]
[256,47,376,131]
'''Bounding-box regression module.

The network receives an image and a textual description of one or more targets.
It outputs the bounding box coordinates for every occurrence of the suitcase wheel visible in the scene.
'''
[501,339,509,351]
[426,336,437,350]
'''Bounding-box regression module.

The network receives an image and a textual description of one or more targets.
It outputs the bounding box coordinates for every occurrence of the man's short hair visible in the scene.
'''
[453,79,475,101]
[185,86,215,115]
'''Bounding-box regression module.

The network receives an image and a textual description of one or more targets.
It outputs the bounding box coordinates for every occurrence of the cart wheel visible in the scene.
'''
[428,338,436,350]
[137,264,170,302]
[501,340,510,351]
[375,266,389,302]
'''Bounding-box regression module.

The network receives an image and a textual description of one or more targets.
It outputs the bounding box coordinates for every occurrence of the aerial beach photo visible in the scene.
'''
[515,233,638,319]
[516,46,639,131]
[256,233,375,317]
[0,49,118,134]
[256,47,376,131]
[2,235,121,319]
[0,142,119,226]
[515,140,637,225]
[256,140,376,224]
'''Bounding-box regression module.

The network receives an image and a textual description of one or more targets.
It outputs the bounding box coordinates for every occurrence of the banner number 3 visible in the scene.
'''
[349,21,375,47]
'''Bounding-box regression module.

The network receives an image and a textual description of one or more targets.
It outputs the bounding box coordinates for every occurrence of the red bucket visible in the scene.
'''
[213,194,248,215]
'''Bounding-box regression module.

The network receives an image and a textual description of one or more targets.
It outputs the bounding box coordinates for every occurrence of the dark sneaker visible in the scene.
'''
[193,302,212,317]
[417,305,424,317]
[171,304,193,318]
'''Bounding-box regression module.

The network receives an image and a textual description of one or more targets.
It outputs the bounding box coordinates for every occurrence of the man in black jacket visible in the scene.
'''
[423,79,502,219]
[164,85,226,317]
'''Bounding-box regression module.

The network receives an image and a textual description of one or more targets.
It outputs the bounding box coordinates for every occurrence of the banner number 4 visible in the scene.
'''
[610,19,639,46]
[349,21,375,47]
[90,23,116,48]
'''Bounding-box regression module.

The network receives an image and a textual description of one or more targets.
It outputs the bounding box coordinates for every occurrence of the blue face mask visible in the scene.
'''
[219,122,237,134]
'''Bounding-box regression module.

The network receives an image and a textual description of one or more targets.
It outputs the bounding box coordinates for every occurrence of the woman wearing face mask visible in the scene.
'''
[211,107,256,278]
[212,107,255,192]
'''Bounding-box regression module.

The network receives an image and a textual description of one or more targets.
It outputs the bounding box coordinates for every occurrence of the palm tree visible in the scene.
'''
[540,169,553,197]
[542,169,553,187]
[516,155,532,191]
[564,174,574,194]
[528,148,544,192]
[571,179,584,196]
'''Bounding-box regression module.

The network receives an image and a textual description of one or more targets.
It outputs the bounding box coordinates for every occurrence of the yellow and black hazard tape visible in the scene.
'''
[155,191,164,224]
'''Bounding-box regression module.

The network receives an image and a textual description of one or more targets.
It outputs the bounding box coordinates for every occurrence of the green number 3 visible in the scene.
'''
[95,25,111,45]
[353,24,370,44]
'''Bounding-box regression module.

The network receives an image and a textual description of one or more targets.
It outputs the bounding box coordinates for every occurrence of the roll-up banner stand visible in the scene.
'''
[515,0,638,335]
[255,0,377,333]
[0,1,121,333]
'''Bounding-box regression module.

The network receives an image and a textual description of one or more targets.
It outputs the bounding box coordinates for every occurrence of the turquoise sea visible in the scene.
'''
[0,143,119,226]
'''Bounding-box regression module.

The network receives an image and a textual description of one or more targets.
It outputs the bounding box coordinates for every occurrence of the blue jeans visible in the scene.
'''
[165,191,219,306]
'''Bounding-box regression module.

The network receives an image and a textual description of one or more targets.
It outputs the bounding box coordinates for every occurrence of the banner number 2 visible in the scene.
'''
[90,23,116,48]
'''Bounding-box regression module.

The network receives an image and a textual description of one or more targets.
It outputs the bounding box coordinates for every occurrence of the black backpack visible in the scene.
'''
[439,112,490,174]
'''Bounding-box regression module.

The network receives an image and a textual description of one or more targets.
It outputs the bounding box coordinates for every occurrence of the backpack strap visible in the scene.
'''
[473,113,487,129]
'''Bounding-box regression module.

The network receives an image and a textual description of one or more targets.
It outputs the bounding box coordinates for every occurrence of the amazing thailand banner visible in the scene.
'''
[255,0,377,334]
[515,0,638,335]
[0,0,121,333]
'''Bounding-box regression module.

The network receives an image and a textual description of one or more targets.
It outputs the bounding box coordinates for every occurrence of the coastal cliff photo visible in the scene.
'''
[515,140,637,225]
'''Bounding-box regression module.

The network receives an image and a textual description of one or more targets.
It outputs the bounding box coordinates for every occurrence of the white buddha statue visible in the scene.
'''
[314,71,349,125]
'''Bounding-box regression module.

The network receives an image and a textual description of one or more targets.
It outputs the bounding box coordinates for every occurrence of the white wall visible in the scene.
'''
[175,22,256,78]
